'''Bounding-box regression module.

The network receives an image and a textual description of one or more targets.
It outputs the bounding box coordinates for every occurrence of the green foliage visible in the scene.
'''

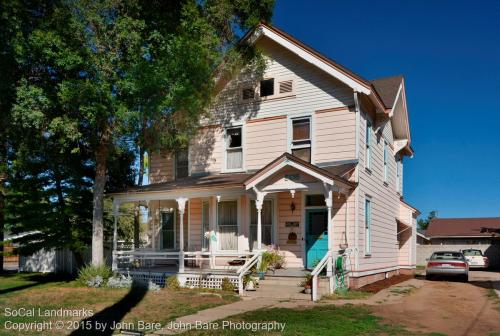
[221,277,235,292]
[418,210,438,230]
[299,273,313,288]
[256,260,268,273]
[165,275,181,290]
[76,264,113,287]
[262,250,285,270]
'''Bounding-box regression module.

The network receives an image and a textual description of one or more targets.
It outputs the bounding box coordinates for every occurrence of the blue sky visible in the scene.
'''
[272,0,500,218]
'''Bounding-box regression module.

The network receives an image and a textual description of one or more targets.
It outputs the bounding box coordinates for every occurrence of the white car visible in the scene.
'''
[461,249,489,269]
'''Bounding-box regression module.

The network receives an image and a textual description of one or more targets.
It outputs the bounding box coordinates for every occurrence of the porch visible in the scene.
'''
[110,153,356,299]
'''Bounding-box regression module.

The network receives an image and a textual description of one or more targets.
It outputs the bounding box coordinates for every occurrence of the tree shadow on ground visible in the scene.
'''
[70,281,148,336]
[0,272,73,295]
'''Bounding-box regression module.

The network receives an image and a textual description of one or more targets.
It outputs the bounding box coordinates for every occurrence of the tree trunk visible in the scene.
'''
[133,147,145,249]
[92,142,108,265]
[0,143,7,274]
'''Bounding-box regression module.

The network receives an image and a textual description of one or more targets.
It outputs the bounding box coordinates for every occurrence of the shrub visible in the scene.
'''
[148,281,161,292]
[77,264,112,287]
[262,248,285,270]
[221,277,235,292]
[165,275,181,290]
[107,273,133,289]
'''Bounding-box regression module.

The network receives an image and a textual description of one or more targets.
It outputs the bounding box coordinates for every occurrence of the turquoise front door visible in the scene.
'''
[305,209,329,269]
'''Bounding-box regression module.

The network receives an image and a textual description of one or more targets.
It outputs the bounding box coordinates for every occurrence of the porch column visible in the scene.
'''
[254,190,266,251]
[112,200,119,271]
[176,197,188,273]
[324,187,334,293]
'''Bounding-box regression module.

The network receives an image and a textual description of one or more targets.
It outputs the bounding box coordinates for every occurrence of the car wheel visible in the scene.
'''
[461,275,468,283]
[425,274,433,281]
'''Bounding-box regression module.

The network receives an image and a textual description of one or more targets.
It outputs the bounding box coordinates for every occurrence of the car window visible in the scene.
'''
[431,252,464,260]
[462,250,482,256]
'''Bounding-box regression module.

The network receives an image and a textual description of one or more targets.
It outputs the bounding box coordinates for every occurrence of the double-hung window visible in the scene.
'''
[365,198,372,255]
[175,148,189,179]
[383,140,388,183]
[260,78,274,97]
[291,117,311,162]
[249,199,274,250]
[225,127,243,170]
[218,201,238,250]
[201,201,210,250]
[365,119,372,170]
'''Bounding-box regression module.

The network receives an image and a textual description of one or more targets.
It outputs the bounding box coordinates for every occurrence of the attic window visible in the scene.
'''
[242,87,255,100]
[279,80,293,94]
[260,78,274,97]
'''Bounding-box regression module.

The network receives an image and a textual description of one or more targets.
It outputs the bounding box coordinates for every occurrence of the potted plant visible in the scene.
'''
[300,273,313,294]
[244,274,257,291]
[256,260,268,280]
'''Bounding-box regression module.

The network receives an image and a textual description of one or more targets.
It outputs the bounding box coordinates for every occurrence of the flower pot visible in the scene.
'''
[257,271,266,280]
[245,281,256,291]
[303,286,311,294]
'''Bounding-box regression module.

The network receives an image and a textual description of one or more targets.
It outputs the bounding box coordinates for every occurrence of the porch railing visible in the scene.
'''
[236,250,263,294]
[311,251,335,302]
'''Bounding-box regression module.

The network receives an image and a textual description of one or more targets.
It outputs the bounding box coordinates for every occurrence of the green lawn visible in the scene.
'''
[181,304,435,336]
[0,273,238,335]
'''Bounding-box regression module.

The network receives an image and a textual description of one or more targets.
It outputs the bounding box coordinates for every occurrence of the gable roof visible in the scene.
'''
[370,76,403,108]
[244,152,357,190]
[243,23,388,113]
[426,217,500,238]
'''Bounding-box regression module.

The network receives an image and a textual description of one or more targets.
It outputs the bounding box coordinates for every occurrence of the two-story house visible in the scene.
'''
[110,23,419,294]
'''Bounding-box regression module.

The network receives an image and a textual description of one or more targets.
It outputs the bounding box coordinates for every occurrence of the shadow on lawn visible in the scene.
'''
[0,272,73,296]
[70,281,148,336]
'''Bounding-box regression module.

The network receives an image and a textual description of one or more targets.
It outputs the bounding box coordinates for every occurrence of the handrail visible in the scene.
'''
[236,251,262,294]
[311,251,333,302]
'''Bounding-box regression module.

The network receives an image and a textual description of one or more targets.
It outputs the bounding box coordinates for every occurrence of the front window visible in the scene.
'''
[249,200,274,250]
[225,127,243,170]
[365,198,372,255]
[218,201,238,250]
[291,117,311,162]
[175,148,189,179]
[202,201,210,250]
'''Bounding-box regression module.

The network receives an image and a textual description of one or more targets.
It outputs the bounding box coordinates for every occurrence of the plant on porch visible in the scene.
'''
[262,245,286,272]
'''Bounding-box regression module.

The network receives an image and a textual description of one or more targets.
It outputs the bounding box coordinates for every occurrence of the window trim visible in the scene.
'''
[240,76,295,103]
[239,84,257,102]
[289,115,313,163]
[201,200,210,251]
[223,125,244,172]
[364,197,372,256]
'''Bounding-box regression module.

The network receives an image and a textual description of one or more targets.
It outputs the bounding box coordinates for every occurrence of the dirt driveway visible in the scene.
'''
[373,270,500,336]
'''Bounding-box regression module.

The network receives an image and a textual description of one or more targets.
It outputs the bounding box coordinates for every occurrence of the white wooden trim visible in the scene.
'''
[259,27,371,95]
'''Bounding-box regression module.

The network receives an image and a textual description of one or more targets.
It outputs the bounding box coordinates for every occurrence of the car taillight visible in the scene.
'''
[483,257,489,262]
[427,262,442,267]
[455,262,467,268]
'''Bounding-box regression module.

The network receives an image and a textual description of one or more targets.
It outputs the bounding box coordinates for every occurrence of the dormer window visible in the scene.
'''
[260,78,274,97]
[225,127,243,170]
[291,117,311,162]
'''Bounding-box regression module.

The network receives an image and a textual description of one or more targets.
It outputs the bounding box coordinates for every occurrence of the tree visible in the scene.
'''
[10,0,275,266]
[418,210,438,230]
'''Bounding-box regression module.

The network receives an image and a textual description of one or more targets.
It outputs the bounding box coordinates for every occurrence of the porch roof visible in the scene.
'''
[113,173,253,194]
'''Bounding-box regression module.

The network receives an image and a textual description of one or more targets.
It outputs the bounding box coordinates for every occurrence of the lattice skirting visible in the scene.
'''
[182,275,240,290]
[117,270,173,287]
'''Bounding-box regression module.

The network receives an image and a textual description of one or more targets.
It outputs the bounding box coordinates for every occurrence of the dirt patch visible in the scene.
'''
[373,280,500,336]
[358,274,414,293]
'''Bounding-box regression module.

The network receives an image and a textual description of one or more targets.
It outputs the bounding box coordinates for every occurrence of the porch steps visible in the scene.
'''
[245,276,311,300]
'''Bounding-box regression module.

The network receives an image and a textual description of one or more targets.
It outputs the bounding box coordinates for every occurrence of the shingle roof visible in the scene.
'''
[426,217,500,237]
[119,173,254,193]
[370,76,403,108]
